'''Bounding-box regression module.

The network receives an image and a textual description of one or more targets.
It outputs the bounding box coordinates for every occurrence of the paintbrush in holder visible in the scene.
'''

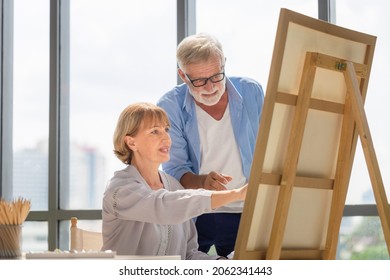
[0,198,31,258]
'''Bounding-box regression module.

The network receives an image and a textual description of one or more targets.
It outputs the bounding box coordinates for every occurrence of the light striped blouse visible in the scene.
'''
[102,165,217,260]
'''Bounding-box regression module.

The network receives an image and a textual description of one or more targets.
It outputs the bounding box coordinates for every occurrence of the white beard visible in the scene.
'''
[189,79,226,106]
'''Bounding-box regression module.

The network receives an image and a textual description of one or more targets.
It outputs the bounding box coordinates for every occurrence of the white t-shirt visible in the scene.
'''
[195,104,246,213]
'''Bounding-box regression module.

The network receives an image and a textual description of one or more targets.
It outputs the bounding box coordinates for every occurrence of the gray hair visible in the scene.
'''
[176,33,225,69]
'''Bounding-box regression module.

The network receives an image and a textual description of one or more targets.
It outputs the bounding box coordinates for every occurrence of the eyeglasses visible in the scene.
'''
[184,71,225,87]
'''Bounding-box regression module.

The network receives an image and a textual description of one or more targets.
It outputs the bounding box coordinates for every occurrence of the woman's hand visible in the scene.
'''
[235,184,248,201]
[210,183,248,209]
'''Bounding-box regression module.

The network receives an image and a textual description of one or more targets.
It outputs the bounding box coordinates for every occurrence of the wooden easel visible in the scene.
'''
[234,51,390,260]
[234,8,390,260]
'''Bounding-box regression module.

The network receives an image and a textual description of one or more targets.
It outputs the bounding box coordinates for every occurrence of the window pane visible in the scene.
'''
[13,0,50,211]
[338,217,389,259]
[196,0,318,89]
[335,1,390,204]
[21,222,48,252]
[64,0,177,209]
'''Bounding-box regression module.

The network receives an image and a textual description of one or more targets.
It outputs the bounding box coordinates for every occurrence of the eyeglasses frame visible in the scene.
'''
[183,67,225,87]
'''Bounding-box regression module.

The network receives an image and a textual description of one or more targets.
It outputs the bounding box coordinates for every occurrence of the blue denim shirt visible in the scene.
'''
[157,76,264,183]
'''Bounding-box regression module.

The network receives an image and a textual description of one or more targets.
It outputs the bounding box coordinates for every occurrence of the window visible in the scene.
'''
[335,0,390,204]
[1,0,388,258]
[4,0,176,251]
[335,0,390,259]
[196,0,318,89]
[13,0,50,251]
[65,0,176,211]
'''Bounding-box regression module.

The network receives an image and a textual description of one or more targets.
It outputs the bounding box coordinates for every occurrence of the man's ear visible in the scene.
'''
[125,135,137,152]
[178,68,186,83]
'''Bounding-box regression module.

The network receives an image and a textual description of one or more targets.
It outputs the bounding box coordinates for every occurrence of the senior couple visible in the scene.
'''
[101,33,264,260]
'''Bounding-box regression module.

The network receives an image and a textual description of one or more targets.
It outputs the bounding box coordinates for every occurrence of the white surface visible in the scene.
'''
[24,250,181,259]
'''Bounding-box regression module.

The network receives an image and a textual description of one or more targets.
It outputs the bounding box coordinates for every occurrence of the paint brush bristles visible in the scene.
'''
[0,198,31,258]
[0,197,31,225]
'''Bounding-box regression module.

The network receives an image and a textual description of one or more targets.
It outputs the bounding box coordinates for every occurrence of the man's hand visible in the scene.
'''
[203,171,232,191]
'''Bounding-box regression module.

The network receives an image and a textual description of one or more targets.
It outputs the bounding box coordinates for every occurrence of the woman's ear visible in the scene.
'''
[125,135,137,152]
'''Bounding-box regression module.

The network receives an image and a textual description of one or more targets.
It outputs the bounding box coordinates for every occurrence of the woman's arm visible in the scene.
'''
[210,184,247,209]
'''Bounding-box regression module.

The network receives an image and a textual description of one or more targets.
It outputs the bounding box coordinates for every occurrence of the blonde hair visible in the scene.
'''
[113,102,170,164]
[176,33,225,69]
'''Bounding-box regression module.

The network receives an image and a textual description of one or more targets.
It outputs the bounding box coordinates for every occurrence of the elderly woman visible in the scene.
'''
[102,102,246,260]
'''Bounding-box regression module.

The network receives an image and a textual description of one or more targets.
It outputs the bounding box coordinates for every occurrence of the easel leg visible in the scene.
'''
[344,61,390,255]
[324,96,357,259]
